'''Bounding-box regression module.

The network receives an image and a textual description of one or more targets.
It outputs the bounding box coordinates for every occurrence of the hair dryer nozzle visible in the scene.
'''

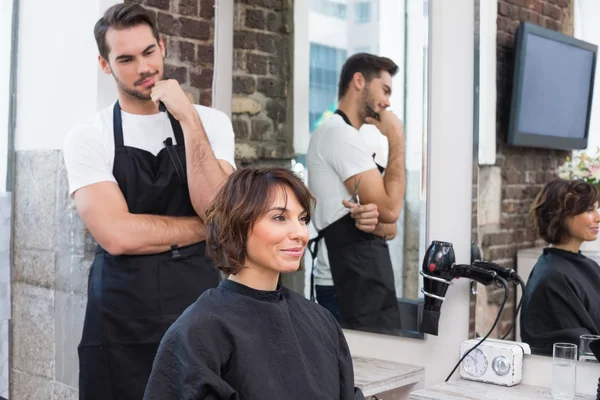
[420,241,456,335]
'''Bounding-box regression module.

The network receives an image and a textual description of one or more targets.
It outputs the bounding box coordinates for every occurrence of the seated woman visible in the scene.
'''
[520,178,600,355]
[143,167,364,399]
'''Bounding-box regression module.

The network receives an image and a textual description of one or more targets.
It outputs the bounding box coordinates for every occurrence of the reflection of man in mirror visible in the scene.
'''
[307,53,406,333]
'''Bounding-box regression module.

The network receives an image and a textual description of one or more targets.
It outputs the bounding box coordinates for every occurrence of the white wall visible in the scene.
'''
[14,0,121,151]
[575,0,600,152]
[0,0,14,188]
[344,0,475,386]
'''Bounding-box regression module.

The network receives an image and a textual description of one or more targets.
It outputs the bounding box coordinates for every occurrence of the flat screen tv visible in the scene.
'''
[507,22,598,150]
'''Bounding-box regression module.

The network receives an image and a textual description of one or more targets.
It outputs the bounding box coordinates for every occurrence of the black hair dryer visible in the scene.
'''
[420,241,456,336]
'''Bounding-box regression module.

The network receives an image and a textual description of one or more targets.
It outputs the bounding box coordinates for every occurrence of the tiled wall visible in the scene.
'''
[11,151,88,399]
[0,192,11,399]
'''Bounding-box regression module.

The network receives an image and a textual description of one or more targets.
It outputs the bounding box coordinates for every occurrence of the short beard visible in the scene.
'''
[113,70,161,101]
[359,86,376,122]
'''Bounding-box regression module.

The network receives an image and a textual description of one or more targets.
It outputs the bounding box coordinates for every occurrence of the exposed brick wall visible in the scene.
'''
[125,0,295,169]
[472,0,573,339]
[125,0,216,107]
[231,0,294,167]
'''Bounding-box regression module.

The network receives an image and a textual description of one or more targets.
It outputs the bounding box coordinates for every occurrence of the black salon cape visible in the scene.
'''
[520,247,600,355]
[143,279,363,400]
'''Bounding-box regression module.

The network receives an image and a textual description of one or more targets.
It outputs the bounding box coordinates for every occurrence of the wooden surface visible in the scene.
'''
[408,379,595,400]
[353,356,425,396]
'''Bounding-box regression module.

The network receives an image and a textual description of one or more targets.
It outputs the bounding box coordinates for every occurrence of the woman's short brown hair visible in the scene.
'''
[530,178,600,244]
[205,167,315,275]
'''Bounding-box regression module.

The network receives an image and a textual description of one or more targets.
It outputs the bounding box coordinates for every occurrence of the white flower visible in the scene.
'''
[291,160,306,183]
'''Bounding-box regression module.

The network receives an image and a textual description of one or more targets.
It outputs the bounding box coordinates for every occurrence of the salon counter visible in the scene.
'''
[408,379,595,400]
[353,356,424,398]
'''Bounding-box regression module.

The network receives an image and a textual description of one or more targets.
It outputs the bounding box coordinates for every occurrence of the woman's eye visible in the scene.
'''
[273,215,285,221]
[300,215,310,224]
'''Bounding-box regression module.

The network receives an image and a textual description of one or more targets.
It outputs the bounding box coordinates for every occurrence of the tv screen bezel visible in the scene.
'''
[507,21,598,150]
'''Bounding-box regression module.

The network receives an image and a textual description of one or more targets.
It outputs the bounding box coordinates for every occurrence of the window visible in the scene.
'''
[310,0,347,20]
[309,44,347,132]
[355,2,370,24]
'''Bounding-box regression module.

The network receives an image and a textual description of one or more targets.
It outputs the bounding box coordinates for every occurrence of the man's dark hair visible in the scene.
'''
[94,3,160,60]
[337,53,399,100]
[530,178,600,244]
[205,168,315,275]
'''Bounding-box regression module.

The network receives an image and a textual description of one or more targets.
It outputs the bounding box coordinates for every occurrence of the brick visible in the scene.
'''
[197,44,214,64]
[233,50,246,70]
[157,12,179,36]
[267,11,282,32]
[505,0,524,6]
[232,116,250,139]
[234,30,257,50]
[200,0,215,19]
[165,64,188,83]
[269,55,285,77]
[256,32,276,53]
[544,17,560,31]
[504,169,520,185]
[246,9,265,29]
[180,17,211,40]
[199,89,212,106]
[265,98,287,123]
[257,77,285,97]
[190,68,213,89]
[179,40,195,62]
[240,0,284,10]
[146,0,170,11]
[556,0,568,7]
[525,0,542,13]
[542,3,561,20]
[497,32,514,48]
[178,0,198,16]
[232,97,262,115]
[233,75,256,94]
[519,8,540,24]
[246,53,268,75]
[498,2,519,20]
[251,119,273,141]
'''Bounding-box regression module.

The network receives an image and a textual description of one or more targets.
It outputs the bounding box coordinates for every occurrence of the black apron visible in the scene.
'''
[308,110,402,334]
[77,101,221,400]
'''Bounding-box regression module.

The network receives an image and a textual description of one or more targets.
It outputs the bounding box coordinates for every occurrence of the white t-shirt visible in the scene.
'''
[63,102,236,196]
[307,114,382,286]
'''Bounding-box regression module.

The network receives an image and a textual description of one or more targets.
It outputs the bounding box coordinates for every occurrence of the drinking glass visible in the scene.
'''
[552,343,577,400]
[579,334,600,363]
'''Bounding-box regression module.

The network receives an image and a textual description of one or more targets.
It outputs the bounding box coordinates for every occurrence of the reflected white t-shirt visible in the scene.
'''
[307,114,383,286]
[63,102,236,196]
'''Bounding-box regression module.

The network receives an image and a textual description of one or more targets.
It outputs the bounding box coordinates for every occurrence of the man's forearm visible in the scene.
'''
[383,133,406,202]
[181,117,228,219]
[111,214,205,256]
[373,222,397,241]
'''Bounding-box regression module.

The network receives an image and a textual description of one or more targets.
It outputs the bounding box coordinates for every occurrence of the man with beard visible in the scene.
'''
[307,53,406,334]
[62,3,235,399]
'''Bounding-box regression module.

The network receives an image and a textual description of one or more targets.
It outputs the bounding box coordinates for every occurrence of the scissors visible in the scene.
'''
[350,175,361,206]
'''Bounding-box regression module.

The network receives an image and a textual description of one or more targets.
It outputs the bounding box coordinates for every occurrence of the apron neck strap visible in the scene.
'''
[334,109,353,127]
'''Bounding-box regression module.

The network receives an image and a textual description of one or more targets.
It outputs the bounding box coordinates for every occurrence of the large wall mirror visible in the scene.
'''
[293,0,431,339]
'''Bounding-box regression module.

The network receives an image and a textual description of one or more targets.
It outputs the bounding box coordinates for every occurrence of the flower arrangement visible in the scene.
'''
[557,148,600,187]
[291,159,306,183]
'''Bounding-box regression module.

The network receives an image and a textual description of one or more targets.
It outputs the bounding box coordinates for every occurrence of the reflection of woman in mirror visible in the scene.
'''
[520,179,600,355]
[143,168,363,399]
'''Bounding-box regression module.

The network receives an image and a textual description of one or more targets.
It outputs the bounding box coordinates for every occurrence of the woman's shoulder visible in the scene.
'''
[281,287,341,327]
[168,288,232,334]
